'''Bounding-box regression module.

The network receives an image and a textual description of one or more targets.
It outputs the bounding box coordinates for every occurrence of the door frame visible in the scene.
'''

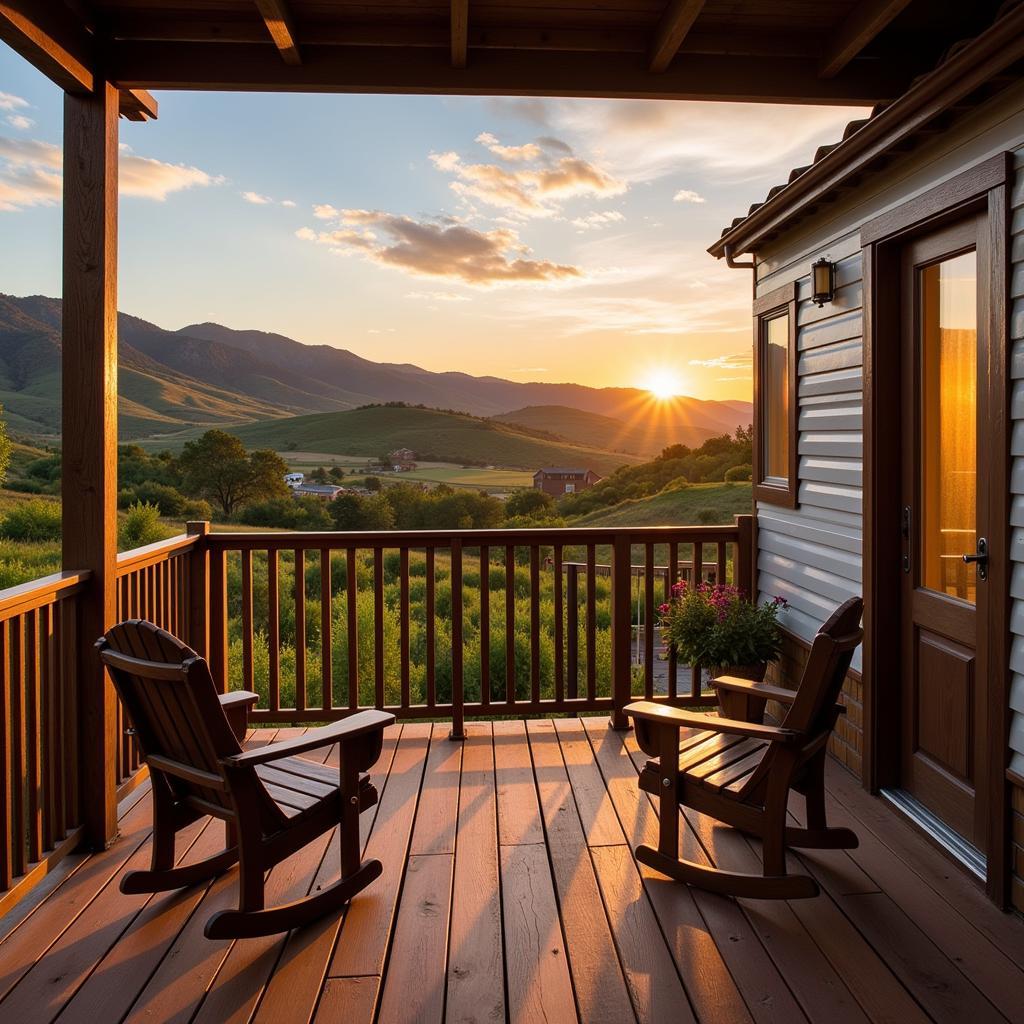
[861,151,1012,905]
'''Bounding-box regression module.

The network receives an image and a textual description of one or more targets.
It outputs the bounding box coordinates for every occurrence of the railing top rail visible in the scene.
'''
[203,523,745,550]
[115,533,200,576]
[0,569,91,621]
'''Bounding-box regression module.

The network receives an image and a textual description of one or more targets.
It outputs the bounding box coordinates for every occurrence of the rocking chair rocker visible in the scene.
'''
[97,620,394,939]
[625,596,863,900]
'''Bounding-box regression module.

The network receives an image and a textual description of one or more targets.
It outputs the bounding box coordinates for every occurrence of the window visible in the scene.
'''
[564,483,575,493]
[753,282,798,507]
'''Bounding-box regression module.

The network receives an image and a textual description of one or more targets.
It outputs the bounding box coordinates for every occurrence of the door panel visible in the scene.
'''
[900,215,989,853]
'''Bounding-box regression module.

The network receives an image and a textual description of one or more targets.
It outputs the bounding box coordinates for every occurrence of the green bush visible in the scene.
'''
[119,502,173,551]
[724,464,752,482]
[0,500,61,541]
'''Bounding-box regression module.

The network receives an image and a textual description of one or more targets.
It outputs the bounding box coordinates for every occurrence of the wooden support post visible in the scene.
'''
[449,538,465,740]
[62,81,119,850]
[735,513,753,598]
[186,521,210,657]
[609,534,633,731]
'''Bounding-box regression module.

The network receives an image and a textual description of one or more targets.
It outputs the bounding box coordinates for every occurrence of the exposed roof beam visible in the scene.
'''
[649,0,706,73]
[254,0,301,65]
[0,1,95,93]
[107,43,903,105]
[818,0,914,78]
[451,0,468,68]
[118,88,158,121]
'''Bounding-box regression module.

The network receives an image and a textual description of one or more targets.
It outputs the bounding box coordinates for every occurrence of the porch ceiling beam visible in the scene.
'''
[0,1,95,94]
[105,44,901,104]
[451,0,468,69]
[649,0,706,73]
[818,0,914,78]
[118,88,158,122]
[254,0,301,65]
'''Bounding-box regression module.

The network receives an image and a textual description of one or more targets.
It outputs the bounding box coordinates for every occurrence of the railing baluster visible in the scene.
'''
[25,610,42,862]
[692,540,703,699]
[668,541,678,700]
[42,605,57,850]
[644,543,654,699]
[586,544,597,701]
[10,616,25,878]
[426,546,436,707]
[717,541,727,588]
[346,547,358,710]
[241,549,254,695]
[294,549,306,713]
[530,545,540,705]
[554,544,564,705]
[268,549,280,714]
[0,621,10,888]
[567,563,578,700]
[400,547,410,710]
[450,539,464,740]
[208,546,228,693]
[321,548,332,713]
[479,545,490,707]
[374,546,385,709]
[504,545,514,704]
[610,535,632,730]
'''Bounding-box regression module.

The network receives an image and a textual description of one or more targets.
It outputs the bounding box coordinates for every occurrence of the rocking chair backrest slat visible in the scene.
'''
[98,620,244,814]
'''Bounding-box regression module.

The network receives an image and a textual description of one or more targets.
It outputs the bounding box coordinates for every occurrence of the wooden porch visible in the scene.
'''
[0,718,1021,1024]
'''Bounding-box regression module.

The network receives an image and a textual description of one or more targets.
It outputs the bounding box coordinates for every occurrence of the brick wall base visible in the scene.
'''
[764,630,863,780]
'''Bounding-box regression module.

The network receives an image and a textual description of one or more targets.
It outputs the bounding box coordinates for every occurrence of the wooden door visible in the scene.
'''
[899,215,990,852]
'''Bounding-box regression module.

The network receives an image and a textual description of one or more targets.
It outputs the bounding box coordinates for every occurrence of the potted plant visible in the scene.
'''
[659,581,786,682]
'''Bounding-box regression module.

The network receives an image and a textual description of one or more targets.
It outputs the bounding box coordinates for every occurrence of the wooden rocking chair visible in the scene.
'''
[625,596,863,900]
[97,619,394,939]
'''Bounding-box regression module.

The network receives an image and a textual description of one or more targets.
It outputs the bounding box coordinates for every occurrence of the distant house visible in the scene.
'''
[284,472,304,489]
[533,468,602,496]
[293,483,344,501]
[389,448,417,471]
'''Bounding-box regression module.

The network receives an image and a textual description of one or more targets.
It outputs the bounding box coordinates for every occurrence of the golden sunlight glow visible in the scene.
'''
[642,368,683,400]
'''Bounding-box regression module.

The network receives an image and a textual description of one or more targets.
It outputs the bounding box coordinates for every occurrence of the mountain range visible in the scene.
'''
[0,293,751,456]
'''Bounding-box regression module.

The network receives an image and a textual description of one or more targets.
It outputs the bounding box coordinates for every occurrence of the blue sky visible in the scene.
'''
[0,44,863,401]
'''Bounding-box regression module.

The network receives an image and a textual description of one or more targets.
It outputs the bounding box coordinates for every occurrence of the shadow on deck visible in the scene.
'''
[0,718,1021,1024]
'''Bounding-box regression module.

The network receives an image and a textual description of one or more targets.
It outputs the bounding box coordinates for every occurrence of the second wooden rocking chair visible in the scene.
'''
[625,596,863,900]
[97,620,394,939]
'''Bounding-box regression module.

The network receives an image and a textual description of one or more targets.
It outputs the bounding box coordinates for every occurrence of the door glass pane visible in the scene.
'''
[762,312,789,482]
[920,250,976,603]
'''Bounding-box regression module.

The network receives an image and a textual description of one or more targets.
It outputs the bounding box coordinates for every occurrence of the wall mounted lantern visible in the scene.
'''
[811,257,836,307]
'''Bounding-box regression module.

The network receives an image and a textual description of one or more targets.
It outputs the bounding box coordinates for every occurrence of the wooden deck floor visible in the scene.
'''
[0,717,1022,1024]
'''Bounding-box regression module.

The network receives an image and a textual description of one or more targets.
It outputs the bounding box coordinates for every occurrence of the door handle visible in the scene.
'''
[962,537,988,581]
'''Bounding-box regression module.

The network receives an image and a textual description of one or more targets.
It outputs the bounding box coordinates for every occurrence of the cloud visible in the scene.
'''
[6,115,33,131]
[281,199,297,207]
[406,290,470,302]
[297,208,580,286]
[571,210,625,231]
[242,190,272,204]
[673,189,705,203]
[314,203,339,219]
[688,351,752,370]
[430,135,626,217]
[0,135,224,211]
[0,92,28,113]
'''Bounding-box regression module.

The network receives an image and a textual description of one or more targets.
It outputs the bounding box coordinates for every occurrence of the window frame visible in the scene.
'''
[752,280,799,508]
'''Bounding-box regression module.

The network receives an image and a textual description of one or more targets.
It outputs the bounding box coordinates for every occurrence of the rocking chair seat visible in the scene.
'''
[255,755,373,821]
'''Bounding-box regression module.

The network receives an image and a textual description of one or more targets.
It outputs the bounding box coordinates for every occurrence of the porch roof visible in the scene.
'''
[0,1,1014,106]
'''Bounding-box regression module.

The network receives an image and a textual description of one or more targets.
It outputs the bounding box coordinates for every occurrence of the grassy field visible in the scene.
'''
[225,405,641,476]
[573,482,752,526]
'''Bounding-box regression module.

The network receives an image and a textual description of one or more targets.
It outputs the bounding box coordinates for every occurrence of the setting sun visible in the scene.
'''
[643,368,683,400]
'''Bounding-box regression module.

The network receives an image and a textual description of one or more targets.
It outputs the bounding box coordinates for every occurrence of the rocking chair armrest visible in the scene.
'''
[710,676,797,704]
[218,690,259,743]
[222,709,395,769]
[624,701,799,745]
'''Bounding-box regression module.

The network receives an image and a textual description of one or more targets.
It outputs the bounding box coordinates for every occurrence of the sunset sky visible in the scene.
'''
[0,47,864,402]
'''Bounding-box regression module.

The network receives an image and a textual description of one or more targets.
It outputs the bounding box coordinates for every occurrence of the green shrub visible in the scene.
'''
[1,500,61,541]
[724,464,752,482]
[119,502,172,551]
[0,559,35,589]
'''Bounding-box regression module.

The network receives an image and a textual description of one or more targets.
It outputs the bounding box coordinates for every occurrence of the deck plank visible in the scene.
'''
[314,976,379,1023]
[577,717,791,1024]
[493,719,546,846]
[525,719,637,1024]
[445,722,505,1024]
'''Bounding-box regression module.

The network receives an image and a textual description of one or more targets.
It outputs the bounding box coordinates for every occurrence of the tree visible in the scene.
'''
[309,466,329,483]
[179,430,289,518]
[505,488,552,519]
[331,493,395,530]
[363,475,382,492]
[0,406,13,487]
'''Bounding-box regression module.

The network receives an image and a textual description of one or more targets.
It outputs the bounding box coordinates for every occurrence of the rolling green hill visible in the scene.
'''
[492,404,721,457]
[228,405,642,475]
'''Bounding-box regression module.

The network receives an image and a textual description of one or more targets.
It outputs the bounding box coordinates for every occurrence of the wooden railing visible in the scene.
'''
[201,517,752,735]
[0,515,751,910]
[0,569,89,915]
